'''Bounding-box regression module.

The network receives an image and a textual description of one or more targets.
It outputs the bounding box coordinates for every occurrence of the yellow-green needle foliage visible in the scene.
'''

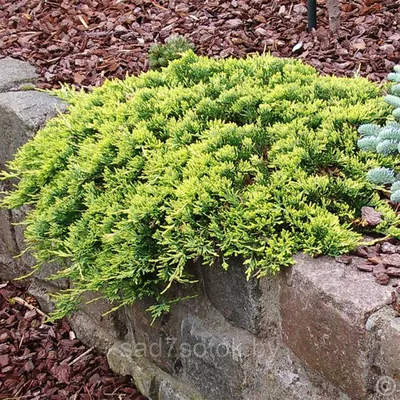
[2,52,399,320]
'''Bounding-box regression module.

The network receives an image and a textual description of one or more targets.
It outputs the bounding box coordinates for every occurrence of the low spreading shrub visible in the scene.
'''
[2,52,400,319]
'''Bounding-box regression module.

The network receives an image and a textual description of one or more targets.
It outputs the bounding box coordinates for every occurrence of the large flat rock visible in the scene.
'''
[0,57,37,92]
[201,257,264,335]
[0,89,67,283]
[368,307,400,393]
[107,341,204,400]
[281,253,394,398]
[0,90,66,168]
[0,90,65,132]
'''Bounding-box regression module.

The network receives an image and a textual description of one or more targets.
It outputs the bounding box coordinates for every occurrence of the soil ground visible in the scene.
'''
[0,280,147,399]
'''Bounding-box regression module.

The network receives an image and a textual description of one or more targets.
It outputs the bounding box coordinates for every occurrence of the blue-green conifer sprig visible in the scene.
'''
[357,136,379,152]
[385,94,400,109]
[393,108,400,120]
[391,181,400,192]
[357,123,381,137]
[388,72,400,83]
[376,140,399,155]
[357,65,400,202]
[366,167,395,184]
[377,126,400,141]
[391,190,400,203]
[392,84,400,96]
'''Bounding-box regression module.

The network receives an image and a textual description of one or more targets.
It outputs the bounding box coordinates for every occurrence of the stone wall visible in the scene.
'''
[0,58,67,286]
[1,57,400,400]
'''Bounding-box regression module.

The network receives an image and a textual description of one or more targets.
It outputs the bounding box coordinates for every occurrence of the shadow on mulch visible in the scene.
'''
[0,280,147,400]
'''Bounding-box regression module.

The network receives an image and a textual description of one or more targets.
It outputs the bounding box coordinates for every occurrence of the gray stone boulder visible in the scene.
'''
[0,57,67,283]
[0,90,66,169]
[0,57,37,92]
[281,253,394,399]
[107,341,204,400]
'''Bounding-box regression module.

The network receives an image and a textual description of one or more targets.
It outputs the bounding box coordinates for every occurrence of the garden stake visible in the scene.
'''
[307,0,317,30]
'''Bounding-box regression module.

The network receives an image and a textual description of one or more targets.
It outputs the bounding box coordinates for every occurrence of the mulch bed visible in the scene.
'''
[0,280,147,400]
[0,0,399,89]
[335,238,400,315]
[349,239,400,289]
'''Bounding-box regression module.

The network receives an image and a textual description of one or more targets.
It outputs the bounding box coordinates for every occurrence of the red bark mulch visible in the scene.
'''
[0,0,399,90]
[0,280,147,400]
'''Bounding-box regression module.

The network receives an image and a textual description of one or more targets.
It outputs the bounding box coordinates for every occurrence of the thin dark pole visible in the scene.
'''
[307,0,317,30]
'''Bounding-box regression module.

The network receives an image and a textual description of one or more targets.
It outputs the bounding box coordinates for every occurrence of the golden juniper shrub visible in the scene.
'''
[1,51,399,319]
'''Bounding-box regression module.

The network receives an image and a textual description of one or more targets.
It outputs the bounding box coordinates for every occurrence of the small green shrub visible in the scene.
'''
[148,35,195,70]
[2,52,400,319]
[358,65,400,202]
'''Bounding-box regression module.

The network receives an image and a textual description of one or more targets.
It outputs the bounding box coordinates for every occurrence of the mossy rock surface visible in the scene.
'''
[2,51,399,318]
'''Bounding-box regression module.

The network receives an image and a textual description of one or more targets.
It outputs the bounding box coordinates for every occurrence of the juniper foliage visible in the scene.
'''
[2,52,399,319]
[358,65,400,200]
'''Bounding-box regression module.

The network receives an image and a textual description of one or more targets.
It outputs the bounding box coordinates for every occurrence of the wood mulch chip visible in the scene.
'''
[0,280,147,400]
